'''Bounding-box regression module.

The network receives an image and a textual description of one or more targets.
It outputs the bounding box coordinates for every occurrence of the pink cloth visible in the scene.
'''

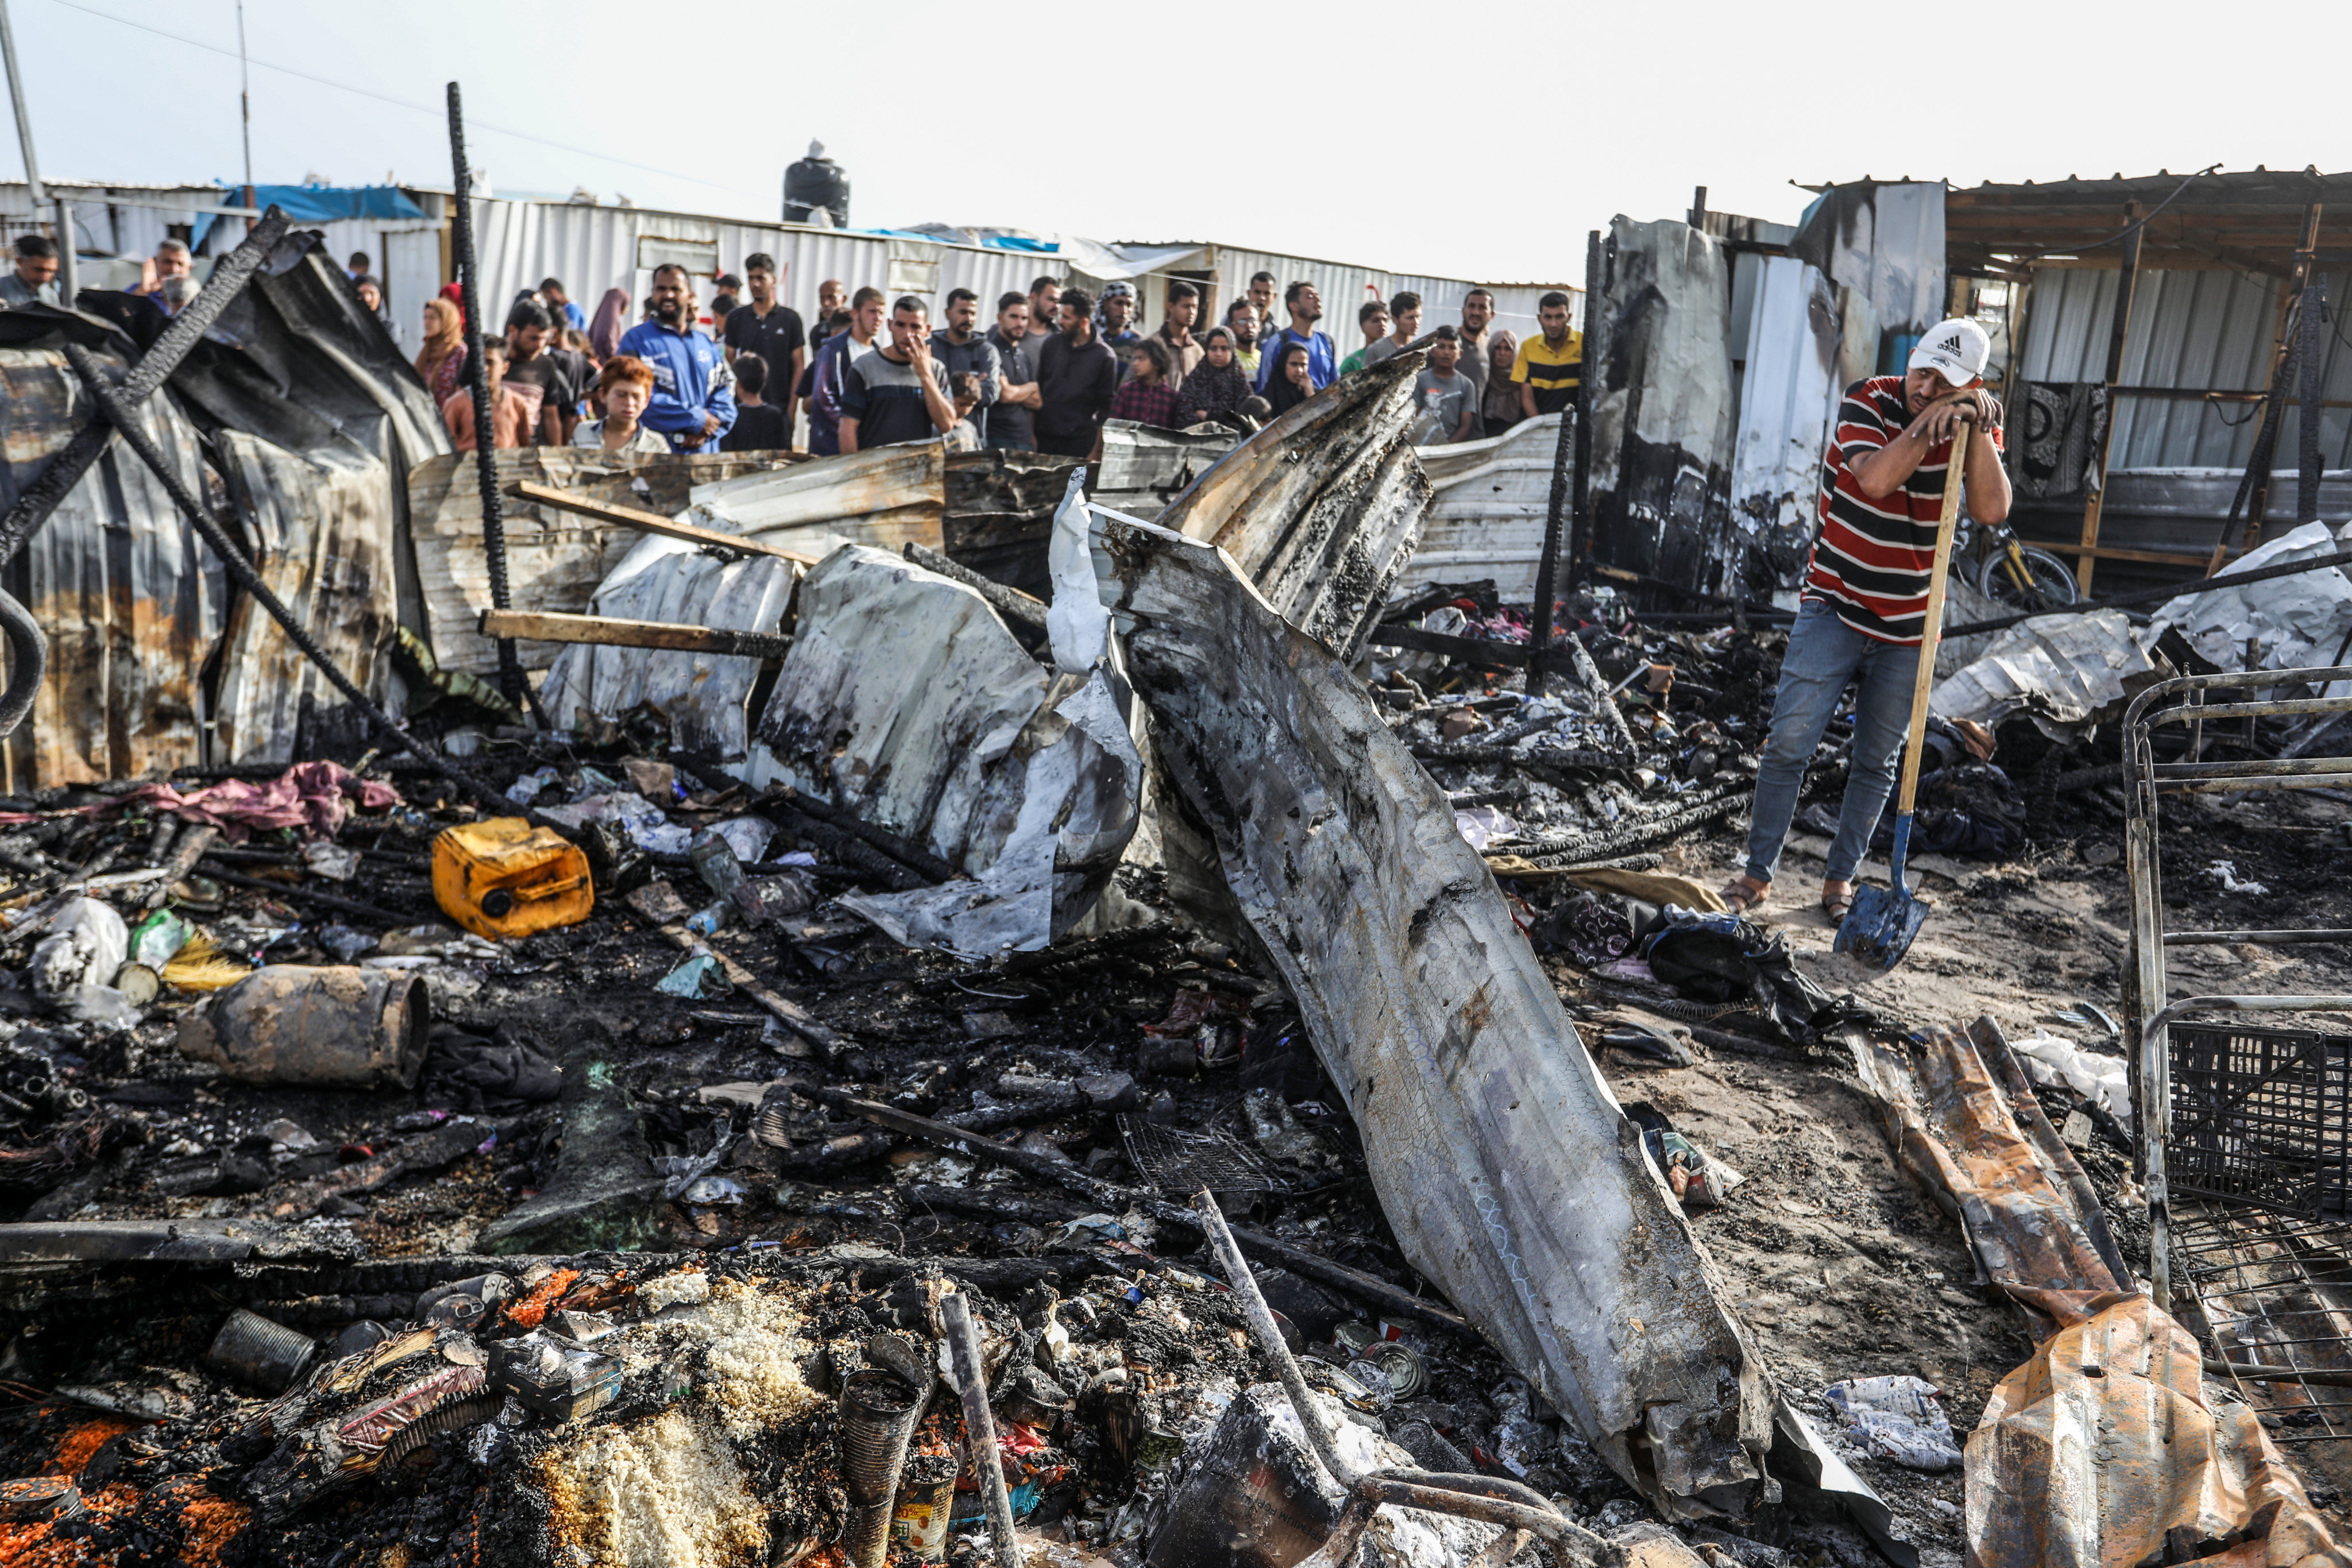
[118,761,401,842]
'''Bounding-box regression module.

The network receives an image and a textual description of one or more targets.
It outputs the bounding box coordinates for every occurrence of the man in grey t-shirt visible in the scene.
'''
[1411,327,1479,445]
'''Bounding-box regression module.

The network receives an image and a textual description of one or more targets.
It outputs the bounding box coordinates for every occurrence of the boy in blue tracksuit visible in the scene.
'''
[616,264,736,451]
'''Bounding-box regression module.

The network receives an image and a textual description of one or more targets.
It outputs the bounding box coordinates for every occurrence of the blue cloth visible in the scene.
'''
[559,300,586,332]
[616,320,736,450]
[240,183,428,223]
[1254,327,1337,392]
[1743,597,1920,886]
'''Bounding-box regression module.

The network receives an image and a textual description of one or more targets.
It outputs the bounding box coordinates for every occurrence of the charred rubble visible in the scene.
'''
[2,229,2352,1568]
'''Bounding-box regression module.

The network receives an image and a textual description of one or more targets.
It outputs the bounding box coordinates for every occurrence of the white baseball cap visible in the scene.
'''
[1909,318,1991,386]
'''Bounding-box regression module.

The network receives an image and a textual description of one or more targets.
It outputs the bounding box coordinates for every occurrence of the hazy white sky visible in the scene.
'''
[9,0,2347,282]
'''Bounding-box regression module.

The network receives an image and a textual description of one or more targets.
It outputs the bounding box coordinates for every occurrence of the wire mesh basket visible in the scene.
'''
[1117,1115,1279,1195]
[2168,1020,2352,1218]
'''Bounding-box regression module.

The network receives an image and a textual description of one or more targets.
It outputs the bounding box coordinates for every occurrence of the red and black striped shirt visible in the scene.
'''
[1804,376,2003,645]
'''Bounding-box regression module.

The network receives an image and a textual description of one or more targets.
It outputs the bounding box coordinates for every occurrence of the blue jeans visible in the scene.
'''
[1744,599,1920,886]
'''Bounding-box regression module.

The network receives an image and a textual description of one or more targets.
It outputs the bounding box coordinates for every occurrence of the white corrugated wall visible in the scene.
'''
[2017,264,2352,473]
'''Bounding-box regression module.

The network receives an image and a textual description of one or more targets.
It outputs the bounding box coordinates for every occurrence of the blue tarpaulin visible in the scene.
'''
[196,183,428,251]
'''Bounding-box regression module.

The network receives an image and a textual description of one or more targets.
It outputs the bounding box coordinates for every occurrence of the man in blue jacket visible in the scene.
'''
[617,264,736,451]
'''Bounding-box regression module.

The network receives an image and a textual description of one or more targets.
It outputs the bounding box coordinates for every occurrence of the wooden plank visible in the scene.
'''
[2017,540,2238,568]
[2074,202,2143,594]
[511,479,821,565]
[477,608,791,660]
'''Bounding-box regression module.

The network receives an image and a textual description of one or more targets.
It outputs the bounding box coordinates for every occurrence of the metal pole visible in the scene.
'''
[0,0,41,206]
[1569,229,1599,576]
[236,0,253,197]
[941,1292,1021,1568]
[2071,202,2142,595]
[2297,272,2326,524]
[445,80,526,710]
[0,0,69,306]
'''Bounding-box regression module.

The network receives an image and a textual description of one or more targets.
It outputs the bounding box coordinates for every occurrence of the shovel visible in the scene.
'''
[1834,419,1973,971]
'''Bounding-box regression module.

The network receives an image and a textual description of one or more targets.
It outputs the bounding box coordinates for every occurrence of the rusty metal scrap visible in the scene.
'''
[1965,1292,2350,1568]
[1102,516,1771,1520]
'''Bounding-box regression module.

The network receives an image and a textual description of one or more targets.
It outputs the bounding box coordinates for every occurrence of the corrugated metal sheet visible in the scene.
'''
[1396,414,1562,600]
[1729,255,1841,578]
[539,539,797,760]
[688,443,945,556]
[1150,353,1428,663]
[405,450,783,675]
[167,240,452,762]
[1588,218,1744,600]
[0,345,221,789]
[2018,264,2352,473]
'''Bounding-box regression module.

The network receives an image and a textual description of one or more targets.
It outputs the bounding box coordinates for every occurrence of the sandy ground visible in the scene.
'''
[1543,783,2352,1564]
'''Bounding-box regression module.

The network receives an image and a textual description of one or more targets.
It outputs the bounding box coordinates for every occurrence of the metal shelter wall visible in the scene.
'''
[2018,264,2352,474]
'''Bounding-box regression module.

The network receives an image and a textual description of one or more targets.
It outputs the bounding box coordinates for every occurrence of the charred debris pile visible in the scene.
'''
[3,258,2351,1568]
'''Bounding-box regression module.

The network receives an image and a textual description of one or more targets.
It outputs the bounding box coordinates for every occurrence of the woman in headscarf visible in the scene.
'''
[588,288,631,361]
[1177,327,1253,427]
[1264,341,1315,418]
[1481,329,1523,439]
[415,297,467,405]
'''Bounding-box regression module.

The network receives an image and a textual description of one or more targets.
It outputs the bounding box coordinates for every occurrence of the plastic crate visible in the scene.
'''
[2169,1020,2352,1217]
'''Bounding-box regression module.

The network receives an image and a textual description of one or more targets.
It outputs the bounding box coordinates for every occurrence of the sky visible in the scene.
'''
[7,0,2350,283]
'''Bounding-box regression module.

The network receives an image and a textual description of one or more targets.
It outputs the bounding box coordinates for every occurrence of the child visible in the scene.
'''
[721,353,793,451]
[441,340,534,451]
[944,372,984,451]
[1107,338,1180,428]
[570,355,670,454]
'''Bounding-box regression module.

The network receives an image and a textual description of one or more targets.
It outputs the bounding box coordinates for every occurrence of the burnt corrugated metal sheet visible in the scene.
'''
[1150,353,1428,663]
[1728,256,1841,584]
[0,343,219,787]
[686,443,945,556]
[1588,218,1745,601]
[168,238,453,762]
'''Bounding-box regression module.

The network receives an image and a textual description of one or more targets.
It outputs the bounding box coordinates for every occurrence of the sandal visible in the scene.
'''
[1821,880,1857,922]
[1720,875,1770,914]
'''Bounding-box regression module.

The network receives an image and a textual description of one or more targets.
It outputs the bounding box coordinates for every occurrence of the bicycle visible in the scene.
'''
[1959,512,2077,612]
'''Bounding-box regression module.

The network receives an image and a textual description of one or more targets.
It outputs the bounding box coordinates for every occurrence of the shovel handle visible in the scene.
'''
[1893,421,1972,822]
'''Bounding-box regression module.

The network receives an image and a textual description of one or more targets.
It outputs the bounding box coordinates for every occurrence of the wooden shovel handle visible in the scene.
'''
[1894,422,1972,818]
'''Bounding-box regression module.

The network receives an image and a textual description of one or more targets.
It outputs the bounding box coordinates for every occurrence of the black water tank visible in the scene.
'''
[783,141,850,228]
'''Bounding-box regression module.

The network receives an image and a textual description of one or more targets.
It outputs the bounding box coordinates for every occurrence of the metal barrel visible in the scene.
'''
[175,965,431,1090]
[206,1308,316,1394]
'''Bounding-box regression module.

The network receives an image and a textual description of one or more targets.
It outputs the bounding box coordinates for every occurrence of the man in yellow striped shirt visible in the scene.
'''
[1512,291,1584,421]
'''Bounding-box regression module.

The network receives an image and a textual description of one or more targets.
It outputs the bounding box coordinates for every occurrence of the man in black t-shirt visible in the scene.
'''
[723,252,808,446]
[501,300,583,446]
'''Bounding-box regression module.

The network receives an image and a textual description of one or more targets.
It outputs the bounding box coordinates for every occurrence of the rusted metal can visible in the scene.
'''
[839,1370,925,1568]
[206,1307,316,1394]
[0,1476,85,1523]
[889,1477,955,1561]
[175,965,430,1090]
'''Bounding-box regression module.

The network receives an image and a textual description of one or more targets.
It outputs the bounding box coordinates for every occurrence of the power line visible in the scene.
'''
[51,0,746,194]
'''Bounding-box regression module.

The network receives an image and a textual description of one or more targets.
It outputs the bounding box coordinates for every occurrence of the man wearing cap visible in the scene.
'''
[1098,281,1142,358]
[1721,318,2010,923]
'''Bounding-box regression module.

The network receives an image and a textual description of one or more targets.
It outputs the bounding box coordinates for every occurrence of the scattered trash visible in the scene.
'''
[1822,1376,1963,1472]
[176,964,432,1089]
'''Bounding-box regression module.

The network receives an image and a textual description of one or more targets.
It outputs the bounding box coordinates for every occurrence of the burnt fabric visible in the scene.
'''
[1637,906,1847,1041]
[423,1023,561,1110]
[2013,382,2106,503]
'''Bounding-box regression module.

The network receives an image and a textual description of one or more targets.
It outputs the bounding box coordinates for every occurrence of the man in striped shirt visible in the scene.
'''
[1723,317,2011,922]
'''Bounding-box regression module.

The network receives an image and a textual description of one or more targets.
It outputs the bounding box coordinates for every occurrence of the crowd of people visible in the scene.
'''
[1,231,1585,461]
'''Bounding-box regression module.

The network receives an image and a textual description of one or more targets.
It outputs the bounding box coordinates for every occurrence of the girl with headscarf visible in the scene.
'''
[588,288,631,361]
[1264,341,1315,418]
[1178,327,1253,427]
[415,297,467,404]
[1482,329,1523,438]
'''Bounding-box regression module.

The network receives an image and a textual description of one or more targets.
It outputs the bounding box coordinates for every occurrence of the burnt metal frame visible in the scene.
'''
[2123,665,2352,1312]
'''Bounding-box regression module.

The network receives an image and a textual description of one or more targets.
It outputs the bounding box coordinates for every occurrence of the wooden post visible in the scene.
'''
[2206,202,2321,574]
[1998,273,2032,488]
[2073,202,2142,594]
